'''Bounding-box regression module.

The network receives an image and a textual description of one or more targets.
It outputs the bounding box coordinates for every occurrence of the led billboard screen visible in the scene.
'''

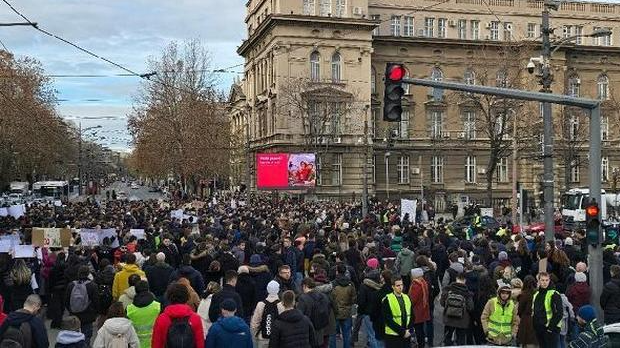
[256,153,316,189]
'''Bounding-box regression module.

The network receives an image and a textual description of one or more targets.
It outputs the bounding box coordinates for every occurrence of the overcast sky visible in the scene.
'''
[0,0,246,151]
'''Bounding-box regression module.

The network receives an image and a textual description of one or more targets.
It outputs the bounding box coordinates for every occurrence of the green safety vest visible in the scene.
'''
[127,300,161,348]
[488,297,514,339]
[496,228,508,237]
[474,215,482,227]
[384,293,412,336]
[532,290,562,328]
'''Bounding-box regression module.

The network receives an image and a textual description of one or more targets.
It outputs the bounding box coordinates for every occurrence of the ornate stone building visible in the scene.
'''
[231,0,620,211]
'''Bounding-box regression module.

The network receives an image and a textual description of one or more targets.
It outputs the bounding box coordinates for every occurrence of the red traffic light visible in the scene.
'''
[388,65,405,81]
[586,204,599,217]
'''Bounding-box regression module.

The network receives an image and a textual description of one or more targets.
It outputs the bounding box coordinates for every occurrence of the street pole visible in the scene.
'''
[362,106,369,218]
[541,4,556,242]
[588,105,603,320]
[385,152,390,201]
[512,115,518,227]
[78,122,82,196]
[245,122,252,209]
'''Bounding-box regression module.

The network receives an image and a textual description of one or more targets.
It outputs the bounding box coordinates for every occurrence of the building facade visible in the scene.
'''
[232,0,620,211]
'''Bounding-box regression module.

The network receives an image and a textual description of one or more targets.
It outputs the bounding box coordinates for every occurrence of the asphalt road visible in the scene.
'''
[100,181,164,201]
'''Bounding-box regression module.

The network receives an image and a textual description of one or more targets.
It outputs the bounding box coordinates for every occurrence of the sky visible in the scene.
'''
[0,0,246,151]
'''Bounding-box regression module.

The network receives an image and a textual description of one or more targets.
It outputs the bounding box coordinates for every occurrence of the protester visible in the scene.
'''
[268,290,316,348]
[112,253,145,300]
[55,316,88,348]
[409,268,430,347]
[208,270,243,323]
[297,277,331,348]
[532,272,563,348]
[601,264,620,325]
[329,263,356,348]
[440,272,474,346]
[381,276,413,348]
[127,280,161,348]
[568,305,607,348]
[480,284,519,346]
[65,265,99,344]
[0,294,49,348]
[250,280,284,348]
[92,302,140,348]
[144,252,174,302]
[151,283,204,348]
[197,281,221,337]
[205,299,253,348]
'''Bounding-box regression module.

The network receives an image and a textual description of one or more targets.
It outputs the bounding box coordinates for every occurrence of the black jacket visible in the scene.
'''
[235,273,257,317]
[218,252,240,274]
[144,262,174,297]
[357,277,382,316]
[0,309,49,348]
[169,265,205,295]
[532,287,563,331]
[249,265,272,302]
[64,279,99,324]
[268,309,316,348]
[601,278,620,324]
[208,284,244,323]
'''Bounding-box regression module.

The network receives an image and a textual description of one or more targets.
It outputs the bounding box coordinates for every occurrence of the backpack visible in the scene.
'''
[0,321,32,348]
[445,291,466,318]
[309,292,329,330]
[69,280,91,313]
[166,316,195,348]
[109,333,128,348]
[98,284,113,314]
[259,300,280,339]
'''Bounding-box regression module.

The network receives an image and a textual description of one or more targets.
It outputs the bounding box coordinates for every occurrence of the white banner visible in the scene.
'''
[401,199,417,222]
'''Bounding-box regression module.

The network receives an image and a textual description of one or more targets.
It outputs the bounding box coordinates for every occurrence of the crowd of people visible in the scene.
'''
[0,192,615,348]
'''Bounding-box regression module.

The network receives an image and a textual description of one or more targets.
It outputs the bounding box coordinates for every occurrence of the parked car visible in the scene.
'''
[131,183,139,189]
[448,215,500,233]
[603,322,620,346]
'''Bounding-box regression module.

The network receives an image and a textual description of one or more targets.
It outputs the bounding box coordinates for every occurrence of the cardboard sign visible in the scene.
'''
[401,199,417,222]
[480,208,494,218]
[14,245,35,258]
[31,228,71,248]
[129,229,146,240]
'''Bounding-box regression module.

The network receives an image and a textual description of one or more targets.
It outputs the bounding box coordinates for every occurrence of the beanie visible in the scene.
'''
[267,280,280,295]
[220,299,237,312]
[498,251,508,261]
[577,305,596,322]
[366,258,379,270]
[411,268,424,279]
[575,272,587,283]
[135,280,149,293]
[564,237,574,246]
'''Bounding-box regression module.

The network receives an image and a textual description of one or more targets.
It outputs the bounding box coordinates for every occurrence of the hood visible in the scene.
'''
[399,248,413,256]
[122,264,141,273]
[133,291,156,308]
[56,330,85,344]
[248,265,269,273]
[363,278,382,290]
[449,282,469,292]
[312,253,326,261]
[217,315,250,333]
[123,286,136,300]
[102,317,134,335]
[178,265,197,277]
[103,264,115,273]
[278,308,305,323]
[4,310,33,327]
[571,282,591,294]
[334,276,352,287]
[163,303,196,319]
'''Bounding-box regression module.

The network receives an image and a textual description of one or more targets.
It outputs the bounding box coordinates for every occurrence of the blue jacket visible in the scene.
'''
[205,316,253,348]
[568,319,607,348]
[55,330,88,348]
[0,309,49,348]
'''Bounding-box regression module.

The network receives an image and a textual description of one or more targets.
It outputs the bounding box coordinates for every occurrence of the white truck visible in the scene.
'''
[9,181,29,195]
[561,188,620,229]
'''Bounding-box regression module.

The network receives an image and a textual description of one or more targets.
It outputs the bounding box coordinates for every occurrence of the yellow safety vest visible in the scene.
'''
[532,290,562,328]
[384,293,412,336]
[496,228,508,237]
[488,297,514,338]
[474,215,482,227]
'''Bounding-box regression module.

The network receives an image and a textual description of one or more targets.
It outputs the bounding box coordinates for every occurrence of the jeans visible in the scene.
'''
[413,322,426,348]
[81,322,93,345]
[329,317,353,348]
[362,315,379,348]
[534,327,559,348]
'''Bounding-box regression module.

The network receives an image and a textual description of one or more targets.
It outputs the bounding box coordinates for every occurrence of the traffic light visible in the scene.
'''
[585,199,601,246]
[383,63,406,122]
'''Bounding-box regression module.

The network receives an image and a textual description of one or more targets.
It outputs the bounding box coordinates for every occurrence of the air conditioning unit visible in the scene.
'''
[334,137,342,144]
[353,7,363,16]
[477,167,487,174]
[411,167,420,175]
[458,132,465,139]
[485,23,492,29]
[448,20,457,27]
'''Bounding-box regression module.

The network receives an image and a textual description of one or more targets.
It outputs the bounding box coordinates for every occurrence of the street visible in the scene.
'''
[99,181,164,201]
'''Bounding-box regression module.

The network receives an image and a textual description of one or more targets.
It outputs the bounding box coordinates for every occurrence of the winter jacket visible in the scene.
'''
[297,290,330,345]
[159,243,180,268]
[218,252,240,274]
[208,284,244,323]
[532,287,563,331]
[64,279,100,324]
[235,273,257,317]
[357,277,382,316]
[144,261,174,297]
[206,315,253,348]
[197,295,214,338]
[151,303,204,348]
[330,276,356,320]
[55,330,87,348]
[440,282,474,329]
[601,277,620,324]
[372,283,393,340]
[169,265,206,296]
[396,248,415,277]
[250,294,285,341]
[249,265,272,303]
[567,282,591,314]
[92,317,140,348]
[409,278,431,324]
[112,264,145,300]
[268,309,316,348]
[0,309,49,348]
[568,319,607,348]
[273,274,299,295]
[127,290,160,348]
[119,286,136,309]
[480,297,519,345]
[517,289,538,345]
[95,265,115,287]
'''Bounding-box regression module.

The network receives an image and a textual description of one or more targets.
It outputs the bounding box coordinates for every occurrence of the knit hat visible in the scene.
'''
[575,272,587,283]
[156,252,166,262]
[366,258,379,270]
[135,280,149,293]
[249,254,262,266]
[498,251,508,261]
[577,305,596,322]
[61,315,81,331]
[564,237,574,246]
[220,299,237,312]
[267,280,280,295]
[411,268,424,279]
[238,265,249,274]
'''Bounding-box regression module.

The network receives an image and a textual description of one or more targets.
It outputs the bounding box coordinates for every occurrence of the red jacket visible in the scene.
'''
[566,282,591,314]
[409,278,431,324]
[151,304,204,348]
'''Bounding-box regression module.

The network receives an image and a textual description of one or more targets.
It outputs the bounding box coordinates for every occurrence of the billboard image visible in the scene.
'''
[256,153,316,189]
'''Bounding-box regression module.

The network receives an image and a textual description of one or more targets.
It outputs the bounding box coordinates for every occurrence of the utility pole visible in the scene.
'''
[362,106,370,218]
[512,114,518,228]
[245,122,252,208]
[78,122,83,195]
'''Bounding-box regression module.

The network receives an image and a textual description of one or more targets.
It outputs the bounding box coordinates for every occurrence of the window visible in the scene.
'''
[431,156,444,183]
[317,155,323,185]
[503,22,513,41]
[527,23,537,38]
[602,157,609,181]
[330,102,341,135]
[562,25,571,39]
[602,116,609,141]
[490,21,500,41]
[458,19,467,39]
[430,110,444,138]
[303,0,315,15]
[371,15,380,35]
[471,20,480,40]
[594,27,612,46]
[464,69,476,85]
[371,108,378,138]
[398,156,410,184]
[331,52,341,82]
[430,67,444,99]
[465,156,476,183]
[399,110,409,138]
[496,70,507,88]
[320,0,331,16]
[438,18,447,38]
[310,51,320,81]
[597,74,609,100]
[371,155,376,183]
[390,16,401,36]
[332,153,342,185]
[371,67,376,94]
[567,75,580,97]
[424,18,435,37]
[496,157,508,183]
[569,115,579,141]
[570,160,580,183]
[335,0,346,17]
[403,16,414,37]
[575,26,583,44]
[463,110,476,139]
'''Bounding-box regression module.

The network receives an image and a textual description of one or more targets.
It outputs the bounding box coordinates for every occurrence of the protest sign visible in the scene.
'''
[401,199,417,222]
[79,229,100,246]
[0,240,11,253]
[0,208,7,217]
[129,229,146,240]
[32,228,71,248]
[14,245,35,258]
[8,204,25,219]
[99,228,120,248]
[480,207,494,218]
[170,209,183,220]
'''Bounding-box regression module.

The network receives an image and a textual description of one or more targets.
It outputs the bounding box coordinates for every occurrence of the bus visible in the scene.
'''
[32,181,70,202]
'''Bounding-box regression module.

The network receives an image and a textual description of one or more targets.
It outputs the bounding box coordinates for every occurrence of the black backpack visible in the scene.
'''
[259,300,279,339]
[166,316,196,348]
[98,284,113,314]
[445,291,466,318]
[309,292,330,330]
[0,321,32,348]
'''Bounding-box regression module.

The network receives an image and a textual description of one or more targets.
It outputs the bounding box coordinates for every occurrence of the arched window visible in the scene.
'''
[331,52,341,82]
[597,74,609,100]
[310,51,320,81]
[464,69,476,84]
[567,75,580,97]
[496,70,507,87]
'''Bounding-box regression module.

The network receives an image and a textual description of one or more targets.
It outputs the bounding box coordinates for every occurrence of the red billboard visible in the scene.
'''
[256,153,316,189]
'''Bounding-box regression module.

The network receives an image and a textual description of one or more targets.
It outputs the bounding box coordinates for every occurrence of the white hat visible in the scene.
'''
[267,280,280,295]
